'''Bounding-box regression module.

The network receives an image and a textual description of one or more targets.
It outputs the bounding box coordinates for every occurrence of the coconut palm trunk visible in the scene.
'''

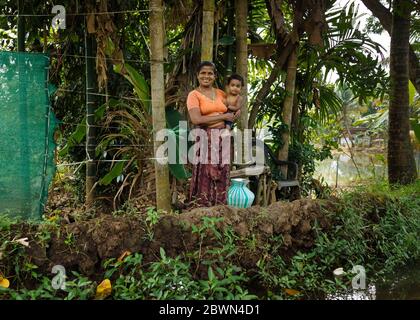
[150,0,171,211]
[201,0,215,61]
[235,0,248,130]
[278,48,298,178]
[388,0,417,184]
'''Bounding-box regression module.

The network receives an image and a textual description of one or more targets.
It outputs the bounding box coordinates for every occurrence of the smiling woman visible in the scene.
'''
[187,61,239,207]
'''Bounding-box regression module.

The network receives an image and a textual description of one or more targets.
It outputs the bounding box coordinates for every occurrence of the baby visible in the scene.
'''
[224,73,244,130]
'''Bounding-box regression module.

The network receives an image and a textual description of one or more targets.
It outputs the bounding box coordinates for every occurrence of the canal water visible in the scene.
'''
[316,151,419,300]
[315,151,420,187]
[327,260,420,300]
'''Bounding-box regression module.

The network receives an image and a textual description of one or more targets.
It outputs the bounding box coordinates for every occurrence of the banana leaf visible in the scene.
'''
[59,103,107,157]
[409,80,415,106]
[99,161,125,186]
[113,63,151,113]
[411,118,420,143]
[165,106,191,180]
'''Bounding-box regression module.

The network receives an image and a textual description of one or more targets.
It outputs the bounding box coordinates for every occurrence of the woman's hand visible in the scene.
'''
[189,107,231,126]
[233,109,241,121]
[224,112,235,122]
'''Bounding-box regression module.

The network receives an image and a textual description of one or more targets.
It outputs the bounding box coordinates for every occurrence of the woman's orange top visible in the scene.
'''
[187,88,227,128]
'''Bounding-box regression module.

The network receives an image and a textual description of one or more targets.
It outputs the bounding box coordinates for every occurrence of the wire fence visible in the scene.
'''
[55,88,151,102]
[0,9,152,18]
[1,6,187,180]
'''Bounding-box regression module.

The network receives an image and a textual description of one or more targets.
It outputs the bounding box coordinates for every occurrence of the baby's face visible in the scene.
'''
[228,79,242,96]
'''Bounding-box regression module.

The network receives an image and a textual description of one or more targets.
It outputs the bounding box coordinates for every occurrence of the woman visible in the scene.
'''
[187,61,240,207]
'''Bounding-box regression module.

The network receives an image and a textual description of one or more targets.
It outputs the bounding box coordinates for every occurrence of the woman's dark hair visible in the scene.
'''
[197,61,216,74]
[227,73,244,86]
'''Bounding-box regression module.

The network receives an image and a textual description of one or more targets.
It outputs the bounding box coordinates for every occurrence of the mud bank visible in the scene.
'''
[10,199,331,277]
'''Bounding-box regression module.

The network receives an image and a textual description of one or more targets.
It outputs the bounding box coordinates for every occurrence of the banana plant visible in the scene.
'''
[58,103,107,157]
[352,81,420,144]
[60,63,191,200]
[113,62,191,181]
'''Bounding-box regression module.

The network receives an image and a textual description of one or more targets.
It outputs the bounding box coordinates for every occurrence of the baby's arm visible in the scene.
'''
[227,95,242,111]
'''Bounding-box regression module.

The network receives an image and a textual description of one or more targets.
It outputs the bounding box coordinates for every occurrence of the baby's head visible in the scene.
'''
[226,73,244,96]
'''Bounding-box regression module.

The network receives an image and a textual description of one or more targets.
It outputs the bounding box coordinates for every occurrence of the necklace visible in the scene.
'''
[197,87,216,101]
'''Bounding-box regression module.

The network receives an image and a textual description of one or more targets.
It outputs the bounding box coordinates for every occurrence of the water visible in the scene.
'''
[327,261,420,300]
[375,261,420,299]
[315,151,420,187]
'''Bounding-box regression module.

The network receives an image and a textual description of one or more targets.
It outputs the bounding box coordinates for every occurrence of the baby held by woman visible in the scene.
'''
[224,73,244,130]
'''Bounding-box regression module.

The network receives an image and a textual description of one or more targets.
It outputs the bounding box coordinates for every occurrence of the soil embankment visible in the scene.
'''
[17,199,331,277]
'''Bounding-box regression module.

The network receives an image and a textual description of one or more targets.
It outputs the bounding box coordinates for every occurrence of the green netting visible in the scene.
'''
[0,51,57,220]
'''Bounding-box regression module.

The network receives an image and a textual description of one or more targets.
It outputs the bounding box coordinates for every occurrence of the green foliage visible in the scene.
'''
[59,104,107,158]
[165,106,192,180]
[348,80,419,143]
[101,232,255,301]
[252,2,390,196]
[99,161,125,186]
[0,271,96,300]
[411,119,420,143]
[315,85,343,124]
[101,248,252,300]
[1,182,419,300]
[114,63,151,113]
[323,3,388,102]
[289,140,334,185]
[60,94,150,206]
[255,181,420,299]
[1,0,419,301]
[143,206,161,240]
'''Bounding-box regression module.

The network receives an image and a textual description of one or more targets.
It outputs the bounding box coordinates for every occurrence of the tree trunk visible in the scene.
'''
[235,0,248,130]
[85,30,96,206]
[278,48,298,178]
[201,0,215,61]
[150,0,171,211]
[388,0,417,184]
[291,90,299,138]
[225,0,234,75]
[291,90,304,181]
[361,0,420,93]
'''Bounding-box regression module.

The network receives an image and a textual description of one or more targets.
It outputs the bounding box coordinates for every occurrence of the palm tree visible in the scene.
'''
[150,0,171,211]
[361,0,420,94]
[388,0,417,184]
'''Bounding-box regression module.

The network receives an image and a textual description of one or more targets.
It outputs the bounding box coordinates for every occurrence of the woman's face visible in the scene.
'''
[197,66,216,88]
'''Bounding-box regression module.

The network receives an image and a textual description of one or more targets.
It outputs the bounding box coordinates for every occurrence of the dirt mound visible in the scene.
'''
[18,199,331,277]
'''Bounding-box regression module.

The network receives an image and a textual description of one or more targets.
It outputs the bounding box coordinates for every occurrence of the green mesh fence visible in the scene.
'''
[0,52,57,220]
